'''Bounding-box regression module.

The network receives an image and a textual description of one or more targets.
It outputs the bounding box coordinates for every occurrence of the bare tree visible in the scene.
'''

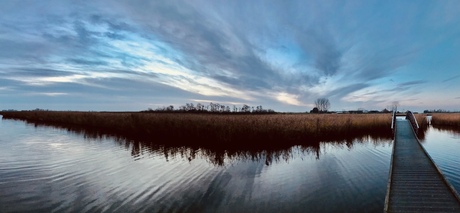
[315,98,330,112]
[196,103,203,111]
[242,104,250,113]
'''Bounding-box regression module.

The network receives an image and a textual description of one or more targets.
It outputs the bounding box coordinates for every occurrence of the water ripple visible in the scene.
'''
[0,117,407,212]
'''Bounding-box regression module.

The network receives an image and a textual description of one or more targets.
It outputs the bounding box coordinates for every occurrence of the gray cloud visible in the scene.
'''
[0,39,48,63]
[2,1,460,111]
[67,58,108,66]
[113,1,321,92]
[4,68,78,77]
[397,80,427,87]
[110,0,432,102]
[0,1,427,96]
[292,27,344,77]
[327,83,369,98]
[443,75,460,83]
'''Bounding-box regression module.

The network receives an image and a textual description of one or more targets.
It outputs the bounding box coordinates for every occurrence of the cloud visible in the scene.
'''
[1,68,78,77]
[0,39,48,63]
[274,92,305,106]
[2,1,460,111]
[397,80,427,87]
[331,83,369,100]
[33,92,69,97]
[111,1,435,103]
[0,1,426,92]
[67,58,108,66]
[442,75,460,83]
[113,1,326,92]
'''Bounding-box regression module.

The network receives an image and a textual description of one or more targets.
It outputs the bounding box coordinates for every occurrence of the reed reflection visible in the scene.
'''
[432,125,460,136]
[6,119,397,166]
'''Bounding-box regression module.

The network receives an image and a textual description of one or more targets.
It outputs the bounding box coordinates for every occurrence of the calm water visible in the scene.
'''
[0,116,458,212]
[421,126,460,192]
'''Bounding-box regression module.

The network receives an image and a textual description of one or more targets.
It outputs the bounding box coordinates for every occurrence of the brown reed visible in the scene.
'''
[431,113,460,127]
[0,111,392,148]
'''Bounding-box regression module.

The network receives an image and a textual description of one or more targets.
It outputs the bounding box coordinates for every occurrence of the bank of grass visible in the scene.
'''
[0,111,392,148]
[431,113,460,127]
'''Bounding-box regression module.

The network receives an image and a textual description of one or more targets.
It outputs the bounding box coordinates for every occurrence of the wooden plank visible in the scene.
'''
[385,119,460,212]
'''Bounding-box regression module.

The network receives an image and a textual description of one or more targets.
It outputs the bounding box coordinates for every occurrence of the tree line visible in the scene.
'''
[144,102,276,114]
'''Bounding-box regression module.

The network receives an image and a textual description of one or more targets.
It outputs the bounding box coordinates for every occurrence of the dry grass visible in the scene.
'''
[414,114,428,127]
[411,113,429,140]
[431,113,460,127]
[1,111,392,148]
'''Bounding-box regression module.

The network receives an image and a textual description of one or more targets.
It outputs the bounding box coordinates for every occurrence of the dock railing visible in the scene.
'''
[391,110,396,132]
[406,111,419,134]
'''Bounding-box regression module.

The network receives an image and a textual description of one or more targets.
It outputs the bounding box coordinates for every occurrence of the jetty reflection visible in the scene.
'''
[11,119,400,166]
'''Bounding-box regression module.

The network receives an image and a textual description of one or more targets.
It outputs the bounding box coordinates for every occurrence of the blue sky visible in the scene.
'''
[1,1,460,112]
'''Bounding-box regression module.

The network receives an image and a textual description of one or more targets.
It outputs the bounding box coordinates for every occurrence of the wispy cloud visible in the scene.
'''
[397,80,427,88]
[443,75,460,83]
[1,1,460,111]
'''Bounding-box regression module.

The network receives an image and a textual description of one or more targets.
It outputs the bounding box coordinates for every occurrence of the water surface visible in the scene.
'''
[421,126,460,193]
[0,116,400,212]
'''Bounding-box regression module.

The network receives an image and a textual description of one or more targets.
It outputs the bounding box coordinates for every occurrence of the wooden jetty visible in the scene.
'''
[384,111,460,212]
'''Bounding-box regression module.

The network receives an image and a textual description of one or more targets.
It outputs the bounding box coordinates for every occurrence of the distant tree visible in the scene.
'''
[233,105,238,113]
[255,105,265,113]
[314,98,330,112]
[185,103,195,111]
[310,107,319,113]
[242,104,251,113]
[209,102,218,112]
[196,103,204,111]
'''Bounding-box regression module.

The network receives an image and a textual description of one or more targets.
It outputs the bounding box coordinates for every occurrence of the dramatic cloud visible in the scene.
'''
[1,0,460,111]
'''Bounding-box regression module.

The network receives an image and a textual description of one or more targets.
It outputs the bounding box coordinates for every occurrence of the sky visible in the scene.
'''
[1,1,460,112]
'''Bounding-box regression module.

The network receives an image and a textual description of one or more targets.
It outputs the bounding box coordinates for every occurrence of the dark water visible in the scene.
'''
[3,116,457,212]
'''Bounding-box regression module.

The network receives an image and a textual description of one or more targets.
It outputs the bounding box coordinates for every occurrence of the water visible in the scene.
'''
[4,116,457,212]
[421,126,460,193]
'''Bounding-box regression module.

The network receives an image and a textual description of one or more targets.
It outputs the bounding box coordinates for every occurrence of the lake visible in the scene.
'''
[0,116,459,212]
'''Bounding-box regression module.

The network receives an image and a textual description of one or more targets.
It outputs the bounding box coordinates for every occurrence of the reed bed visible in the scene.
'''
[412,113,429,140]
[414,114,428,127]
[1,111,392,148]
[431,113,460,127]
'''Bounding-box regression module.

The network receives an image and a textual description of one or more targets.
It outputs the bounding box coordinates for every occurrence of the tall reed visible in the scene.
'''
[414,114,428,127]
[431,113,460,127]
[1,111,392,148]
